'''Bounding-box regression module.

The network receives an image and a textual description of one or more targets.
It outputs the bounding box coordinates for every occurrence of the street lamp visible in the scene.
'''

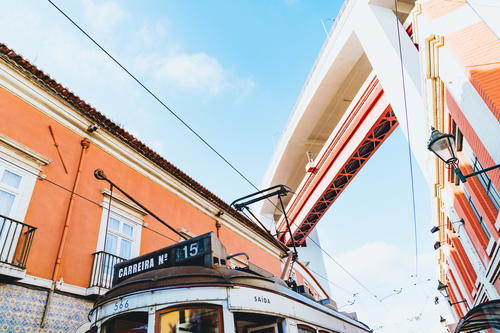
[427,127,500,183]
[437,281,469,310]
[437,281,449,298]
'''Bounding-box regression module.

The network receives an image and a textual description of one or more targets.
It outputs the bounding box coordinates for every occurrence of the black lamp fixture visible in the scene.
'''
[434,241,441,250]
[427,127,500,183]
[430,218,465,233]
[437,281,470,310]
[437,281,449,298]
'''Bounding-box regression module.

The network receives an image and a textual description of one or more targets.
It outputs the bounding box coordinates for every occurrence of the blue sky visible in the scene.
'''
[0,0,451,331]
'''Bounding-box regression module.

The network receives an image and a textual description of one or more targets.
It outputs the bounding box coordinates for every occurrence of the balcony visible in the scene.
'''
[0,214,36,272]
[89,251,125,292]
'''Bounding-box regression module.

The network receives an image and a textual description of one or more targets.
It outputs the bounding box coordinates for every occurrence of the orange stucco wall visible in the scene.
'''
[0,85,281,288]
[446,22,500,121]
[421,0,466,20]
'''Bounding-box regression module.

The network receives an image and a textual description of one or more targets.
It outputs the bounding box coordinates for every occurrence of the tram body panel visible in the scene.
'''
[89,234,371,333]
[92,285,369,333]
[228,286,367,333]
[92,286,228,323]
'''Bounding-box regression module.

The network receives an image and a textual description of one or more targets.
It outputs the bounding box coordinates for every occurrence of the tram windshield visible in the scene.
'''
[234,312,283,333]
[158,306,220,333]
[102,312,147,333]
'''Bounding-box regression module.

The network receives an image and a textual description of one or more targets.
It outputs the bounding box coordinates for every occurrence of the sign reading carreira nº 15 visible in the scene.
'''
[112,232,227,286]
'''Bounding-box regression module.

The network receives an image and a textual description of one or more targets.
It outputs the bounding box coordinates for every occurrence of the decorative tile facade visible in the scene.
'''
[0,284,92,332]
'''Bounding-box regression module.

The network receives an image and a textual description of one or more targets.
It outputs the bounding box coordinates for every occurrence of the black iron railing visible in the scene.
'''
[89,251,125,289]
[0,214,36,269]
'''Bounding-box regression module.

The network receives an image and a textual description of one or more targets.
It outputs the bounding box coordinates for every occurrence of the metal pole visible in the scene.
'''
[278,195,298,256]
[94,169,187,240]
[244,207,271,234]
[464,164,500,179]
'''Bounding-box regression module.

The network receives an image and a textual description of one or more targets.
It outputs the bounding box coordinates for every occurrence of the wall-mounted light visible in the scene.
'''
[430,218,465,233]
[427,128,500,183]
[434,241,441,250]
[437,281,449,298]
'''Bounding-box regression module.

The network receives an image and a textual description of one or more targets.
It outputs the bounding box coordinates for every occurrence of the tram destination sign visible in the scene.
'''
[112,232,227,286]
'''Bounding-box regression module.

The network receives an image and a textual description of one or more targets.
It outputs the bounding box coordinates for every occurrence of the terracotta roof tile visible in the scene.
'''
[0,43,286,253]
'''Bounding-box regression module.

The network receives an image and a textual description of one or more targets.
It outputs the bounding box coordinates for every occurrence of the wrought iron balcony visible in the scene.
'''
[89,251,126,289]
[0,214,36,269]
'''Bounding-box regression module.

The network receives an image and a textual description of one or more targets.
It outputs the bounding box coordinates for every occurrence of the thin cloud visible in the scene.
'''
[81,0,126,38]
[156,52,226,95]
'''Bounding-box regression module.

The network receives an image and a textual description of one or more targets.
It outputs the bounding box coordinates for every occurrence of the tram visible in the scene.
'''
[88,232,371,333]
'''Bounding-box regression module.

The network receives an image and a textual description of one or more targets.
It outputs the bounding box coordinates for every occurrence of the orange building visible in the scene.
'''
[0,44,330,332]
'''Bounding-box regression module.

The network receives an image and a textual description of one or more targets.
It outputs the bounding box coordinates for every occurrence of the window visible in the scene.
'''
[157,306,221,333]
[91,192,145,289]
[463,188,491,240]
[297,325,316,333]
[0,168,22,217]
[0,164,37,265]
[0,163,37,221]
[96,190,145,260]
[0,134,49,221]
[105,216,135,259]
[472,157,500,211]
[102,312,148,333]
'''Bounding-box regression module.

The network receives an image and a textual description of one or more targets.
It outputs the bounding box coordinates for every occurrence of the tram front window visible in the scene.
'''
[234,312,283,333]
[158,306,220,333]
[102,312,148,333]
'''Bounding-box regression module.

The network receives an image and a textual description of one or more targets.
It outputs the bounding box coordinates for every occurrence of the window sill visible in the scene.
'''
[0,263,26,280]
[86,286,109,297]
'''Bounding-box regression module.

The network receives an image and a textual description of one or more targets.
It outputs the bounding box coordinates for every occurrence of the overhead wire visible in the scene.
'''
[299,261,358,296]
[306,236,380,300]
[394,0,419,278]
[46,0,259,194]
[244,203,379,299]
[5,147,368,300]
[0,155,179,244]
[2,153,431,318]
[45,0,381,302]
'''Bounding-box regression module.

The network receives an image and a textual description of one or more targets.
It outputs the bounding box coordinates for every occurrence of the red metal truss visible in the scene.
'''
[277,77,399,246]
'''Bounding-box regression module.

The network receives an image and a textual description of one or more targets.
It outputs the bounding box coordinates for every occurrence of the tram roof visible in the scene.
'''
[94,265,371,332]
[96,265,286,306]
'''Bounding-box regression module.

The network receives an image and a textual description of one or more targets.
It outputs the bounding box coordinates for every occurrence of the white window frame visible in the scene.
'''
[96,189,146,259]
[0,166,26,219]
[0,133,50,221]
[103,214,136,259]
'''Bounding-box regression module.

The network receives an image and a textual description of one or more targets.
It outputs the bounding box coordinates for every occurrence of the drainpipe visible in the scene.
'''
[40,138,90,327]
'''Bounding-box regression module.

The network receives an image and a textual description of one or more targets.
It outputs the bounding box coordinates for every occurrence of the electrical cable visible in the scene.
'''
[0,155,178,244]
[3,150,377,302]
[394,0,419,278]
[306,235,379,300]
[301,262,357,296]
[43,0,382,302]
[46,0,259,194]
[4,150,432,316]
